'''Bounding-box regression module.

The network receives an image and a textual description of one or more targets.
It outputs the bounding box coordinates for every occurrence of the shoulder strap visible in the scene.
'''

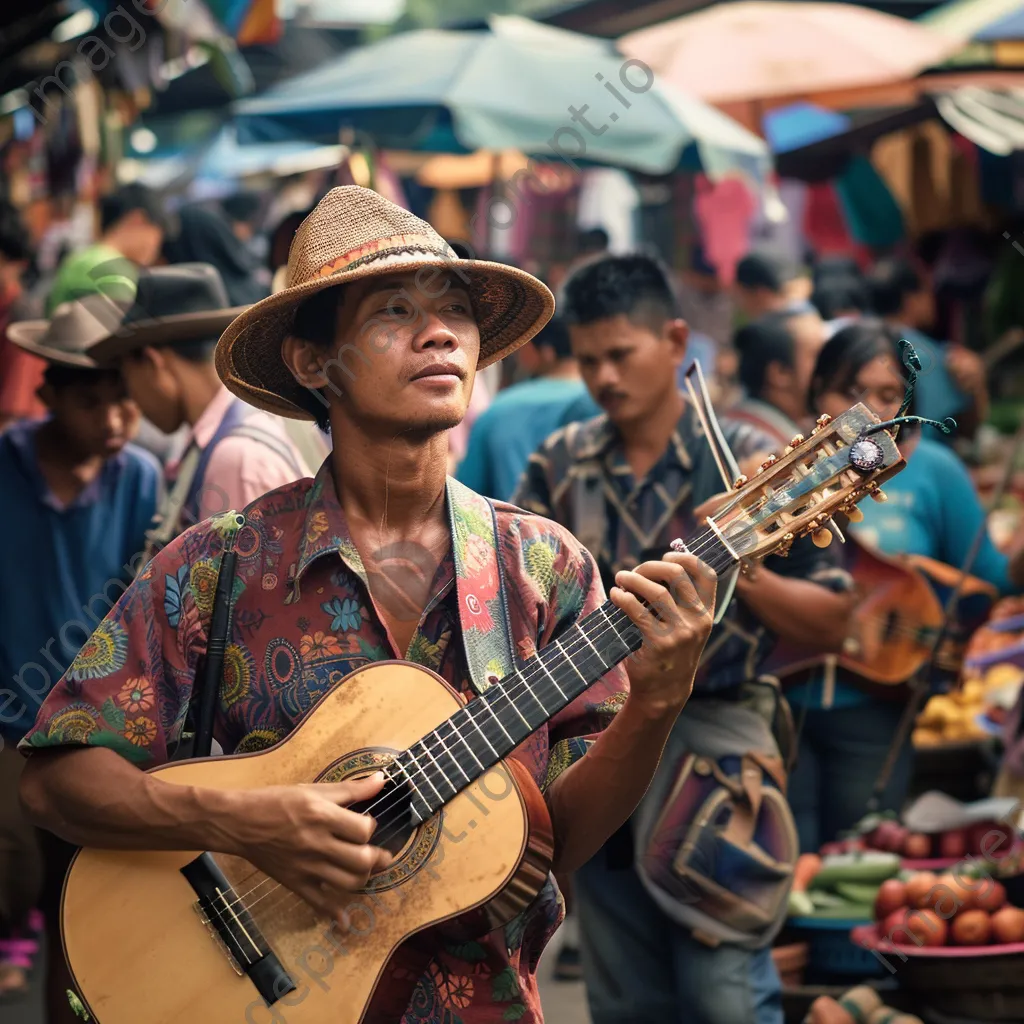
[182,399,251,527]
[226,423,304,478]
[446,477,515,695]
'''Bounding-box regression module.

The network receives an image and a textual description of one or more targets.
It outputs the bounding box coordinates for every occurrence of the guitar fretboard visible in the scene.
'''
[392,525,737,822]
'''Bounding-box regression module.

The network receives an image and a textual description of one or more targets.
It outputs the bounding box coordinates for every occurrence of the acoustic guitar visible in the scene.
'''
[60,406,904,1024]
[767,535,997,689]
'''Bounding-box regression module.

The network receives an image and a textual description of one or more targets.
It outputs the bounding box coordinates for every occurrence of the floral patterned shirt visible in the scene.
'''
[21,458,628,1024]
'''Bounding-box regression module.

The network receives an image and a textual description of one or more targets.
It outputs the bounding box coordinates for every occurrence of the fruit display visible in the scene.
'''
[788,851,900,921]
[862,866,1024,951]
[848,810,1019,865]
[805,986,922,1024]
[914,664,1023,746]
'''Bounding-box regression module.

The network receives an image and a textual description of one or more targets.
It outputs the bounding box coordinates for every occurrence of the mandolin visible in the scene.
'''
[60,406,905,1024]
[767,535,997,690]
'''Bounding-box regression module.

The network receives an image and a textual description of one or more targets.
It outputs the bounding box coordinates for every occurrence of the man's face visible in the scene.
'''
[120,348,182,435]
[44,375,140,459]
[571,314,686,428]
[310,269,480,436]
[119,210,164,267]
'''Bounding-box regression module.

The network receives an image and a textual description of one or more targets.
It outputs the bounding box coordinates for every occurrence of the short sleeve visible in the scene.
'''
[19,518,231,767]
[527,522,629,791]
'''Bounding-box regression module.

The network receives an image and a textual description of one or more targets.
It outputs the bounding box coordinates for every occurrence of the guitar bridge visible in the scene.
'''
[182,853,296,1003]
[192,902,244,977]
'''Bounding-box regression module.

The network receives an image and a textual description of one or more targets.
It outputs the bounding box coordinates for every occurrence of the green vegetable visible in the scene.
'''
[809,852,900,890]
[835,882,882,904]
[809,890,848,908]
[809,903,874,920]
[788,890,815,918]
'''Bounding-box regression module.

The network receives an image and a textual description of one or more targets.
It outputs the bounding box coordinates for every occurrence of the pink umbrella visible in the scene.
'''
[619,2,963,106]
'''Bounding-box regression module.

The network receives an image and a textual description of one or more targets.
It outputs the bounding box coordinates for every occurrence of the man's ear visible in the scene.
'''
[666,318,690,365]
[281,334,334,398]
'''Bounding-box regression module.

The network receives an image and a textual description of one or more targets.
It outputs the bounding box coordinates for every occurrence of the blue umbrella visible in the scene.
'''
[234,15,769,180]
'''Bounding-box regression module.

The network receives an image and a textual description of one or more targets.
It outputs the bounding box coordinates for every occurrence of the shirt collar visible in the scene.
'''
[294,458,368,587]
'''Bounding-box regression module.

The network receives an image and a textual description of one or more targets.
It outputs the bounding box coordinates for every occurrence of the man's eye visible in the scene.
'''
[447,302,469,314]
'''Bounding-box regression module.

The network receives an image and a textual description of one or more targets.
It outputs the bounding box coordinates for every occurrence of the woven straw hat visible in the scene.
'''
[216,186,555,420]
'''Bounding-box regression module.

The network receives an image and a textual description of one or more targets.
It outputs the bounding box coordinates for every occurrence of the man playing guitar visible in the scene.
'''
[18,188,718,1023]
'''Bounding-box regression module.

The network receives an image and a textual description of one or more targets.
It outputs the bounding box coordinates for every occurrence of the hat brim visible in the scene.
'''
[88,308,250,366]
[215,253,555,420]
[7,319,98,368]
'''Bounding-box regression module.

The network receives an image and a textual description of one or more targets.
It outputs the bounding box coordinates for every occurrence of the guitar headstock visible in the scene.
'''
[708,404,906,562]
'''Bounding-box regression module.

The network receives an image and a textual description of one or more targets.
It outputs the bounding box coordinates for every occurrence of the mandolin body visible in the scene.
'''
[60,662,554,1024]
[770,536,997,689]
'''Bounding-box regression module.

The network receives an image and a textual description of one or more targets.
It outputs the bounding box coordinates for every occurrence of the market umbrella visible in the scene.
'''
[233,15,769,179]
[921,0,1024,42]
[617,2,963,106]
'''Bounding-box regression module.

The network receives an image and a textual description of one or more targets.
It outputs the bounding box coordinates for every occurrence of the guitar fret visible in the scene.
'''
[479,699,514,746]
[416,740,457,797]
[430,727,470,785]
[490,680,531,730]
[534,654,568,702]
[440,717,484,774]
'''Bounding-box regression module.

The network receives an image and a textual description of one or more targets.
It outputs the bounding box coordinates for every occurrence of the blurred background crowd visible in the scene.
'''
[7,0,1024,1022]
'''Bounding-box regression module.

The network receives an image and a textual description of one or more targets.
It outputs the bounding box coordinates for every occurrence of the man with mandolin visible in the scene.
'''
[18,188,725,1024]
[513,254,859,1024]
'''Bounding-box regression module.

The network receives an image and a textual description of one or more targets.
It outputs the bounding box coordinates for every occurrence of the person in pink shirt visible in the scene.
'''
[86,263,311,556]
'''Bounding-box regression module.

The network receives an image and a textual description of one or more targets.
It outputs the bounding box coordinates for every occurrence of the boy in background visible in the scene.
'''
[0,297,160,1013]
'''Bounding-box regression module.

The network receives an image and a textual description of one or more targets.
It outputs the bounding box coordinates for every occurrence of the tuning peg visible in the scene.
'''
[845,506,864,522]
[812,528,833,548]
[733,474,748,489]
[870,489,888,503]
[757,454,778,473]
[816,414,832,429]
[789,433,805,448]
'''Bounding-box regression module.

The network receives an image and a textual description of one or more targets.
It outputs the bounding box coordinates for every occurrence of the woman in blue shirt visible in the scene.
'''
[787,320,1024,851]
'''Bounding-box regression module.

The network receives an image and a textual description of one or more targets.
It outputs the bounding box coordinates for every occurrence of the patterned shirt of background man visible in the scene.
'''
[20,460,628,1024]
[512,401,853,695]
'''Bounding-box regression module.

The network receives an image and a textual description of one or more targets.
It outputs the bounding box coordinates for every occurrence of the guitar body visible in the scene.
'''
[60,662,554,1024]
[770,537,997,689]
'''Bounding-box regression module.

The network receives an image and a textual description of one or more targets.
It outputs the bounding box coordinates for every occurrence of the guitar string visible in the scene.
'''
[210,538,741,933]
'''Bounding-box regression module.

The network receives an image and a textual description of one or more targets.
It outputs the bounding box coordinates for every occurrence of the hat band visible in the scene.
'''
[316,234,445,279]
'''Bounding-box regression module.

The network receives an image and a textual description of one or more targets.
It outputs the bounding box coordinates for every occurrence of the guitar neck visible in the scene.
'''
[394,525,738,823]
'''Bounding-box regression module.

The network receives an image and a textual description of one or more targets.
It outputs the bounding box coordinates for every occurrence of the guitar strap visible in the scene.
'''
[445,477,516,694]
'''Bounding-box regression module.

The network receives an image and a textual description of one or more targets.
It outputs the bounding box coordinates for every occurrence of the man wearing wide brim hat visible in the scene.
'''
[20,187,716,1024]
[84,261,313,556]
[2,294,162,1015]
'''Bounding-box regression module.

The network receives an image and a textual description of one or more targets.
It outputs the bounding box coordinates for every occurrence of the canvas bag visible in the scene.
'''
[633,698,799,949]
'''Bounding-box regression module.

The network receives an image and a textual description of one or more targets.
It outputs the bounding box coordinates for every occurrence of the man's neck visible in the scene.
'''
[329,425,450,539]
[179,363,225,427]
[618,388,685,480]
[98,230,126,258]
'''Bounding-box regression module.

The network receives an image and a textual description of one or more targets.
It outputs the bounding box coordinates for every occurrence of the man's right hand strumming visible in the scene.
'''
[222,773,393,922]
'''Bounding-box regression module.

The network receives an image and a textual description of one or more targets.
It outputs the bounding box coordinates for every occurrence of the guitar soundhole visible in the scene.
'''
[316,747,444,890]
[349,776,415,856]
